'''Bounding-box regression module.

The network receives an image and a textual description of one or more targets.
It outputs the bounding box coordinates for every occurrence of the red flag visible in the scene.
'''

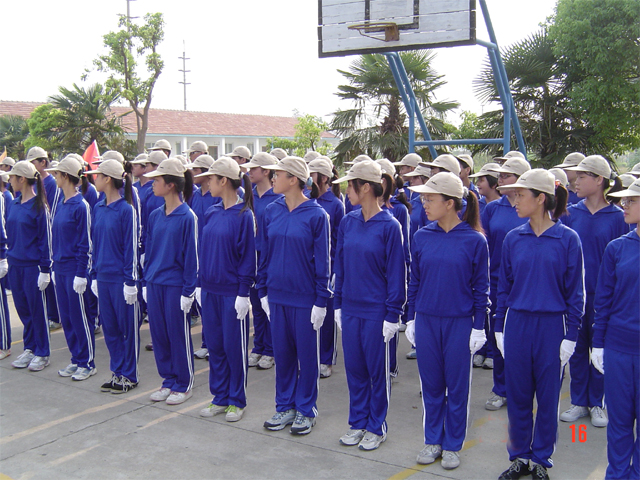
[82,140,100,169]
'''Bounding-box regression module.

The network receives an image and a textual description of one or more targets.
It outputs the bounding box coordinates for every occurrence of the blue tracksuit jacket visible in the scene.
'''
[51,193,92,277]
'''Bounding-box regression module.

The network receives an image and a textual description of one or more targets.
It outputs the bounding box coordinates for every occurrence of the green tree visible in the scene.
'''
[549,0,640,155]
[0,115,30,159]
[24,104,65,154]
[294,114,333,156]
[88,12,165,153]
[330,52,458,165]
[451,111,489,155]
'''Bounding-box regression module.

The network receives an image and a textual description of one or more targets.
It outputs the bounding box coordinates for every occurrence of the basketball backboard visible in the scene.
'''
[318,0,476,58]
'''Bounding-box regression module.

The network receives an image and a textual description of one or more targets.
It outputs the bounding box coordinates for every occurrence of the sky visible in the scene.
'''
[1,0,558,124]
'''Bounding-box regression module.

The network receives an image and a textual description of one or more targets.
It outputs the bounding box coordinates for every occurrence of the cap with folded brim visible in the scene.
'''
[195,157,242,179]
[243,152,278,169]
[145,151,168,166]
[344,154,372,166]
[270,148,287,160]
[1,157,16,167]
[498,168,556,196]
[333,160,382,184]
[549,168,569,187]
[393,153,421,167]
[496,158,531,176]
[44,155,84,178]
[144,158,186,178]
[187,141,208,153]
[564,155,612,179]
[619,174,637,189]
[7,161,38,179]
[376,158,396,176]
[553,152,585,169]
[456,154,474,170]
[303,151,320,163]
[26,146,48,162]
[185,154,215,170]
[228,146,252,160]
[422,154,461,176]
[308,158,333,178]
[608,178,640,198]
[409,172,464,198]
[404,165,431,178]
[262,156,310,182]
[469,162,500,179]
[149,139,171,151]
[631,163,640,175]
[130,153,149,165]
[85,159,125,179]
[95,150,124,165]
[65,153,89,167]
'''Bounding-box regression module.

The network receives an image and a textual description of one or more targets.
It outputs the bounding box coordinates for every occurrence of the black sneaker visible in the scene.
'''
[111,377,138,394]
[498,459,530,480]
[100,374,119,392]
[145,342,153,351]
[530,463,549,480]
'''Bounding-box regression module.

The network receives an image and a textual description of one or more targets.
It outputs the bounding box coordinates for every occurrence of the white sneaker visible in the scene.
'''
[166,390,192,405]
[71,367,97,381]
[58,363,78,377]
[398,323,407,332]
[0,349,10,360]
[48,320,62,330]
[248,352,262,367]
[11,349,34,368]
[441,450,460,469]
[257,355,274,370]
[320,364,332,378]
[225,406,244,422]
[560,405,589,422]
[473,354,485,368]
[150,387,172,402]
[485,393,506,411]
[482,357,494,369]
[358,431,386,451]
[200,403,227,417]
[339,429,366,446]
[28,356,50,372]
[590,406,608,428]
[417,444,442,464]
[194,348,209,359]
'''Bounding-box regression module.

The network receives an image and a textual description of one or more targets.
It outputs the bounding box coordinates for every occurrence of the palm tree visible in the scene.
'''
[330,51,458,164]
[473,30,596,167]
[0,115,30,159]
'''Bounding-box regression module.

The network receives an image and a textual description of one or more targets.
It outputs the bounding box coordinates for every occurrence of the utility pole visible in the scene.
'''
[125,0,138,54]
[179,41,191,111]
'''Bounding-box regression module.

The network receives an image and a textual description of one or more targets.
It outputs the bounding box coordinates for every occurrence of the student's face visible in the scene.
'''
[272,170,295,195]
[248,166,268,185]
[513,188,543,218]
[231,156,247,166]
[574,172,602,197]
[131,163,146,178]
[346,180,367,206]
[620,196,640,224]
[421,193,451,222]
[152,176,172,197]
[192,168,207,185]
[565,169,577,184]
[94,173,110,193]
[430,166,445,175]
[498,172,517,187]
[0,165,10,172]
[208,175,226,197]
[408,175,425,186]
[9,175,21,192]
[476,176,494,197]
[144,163,157,175]
[398,165,414,181]
[189,151,204,162]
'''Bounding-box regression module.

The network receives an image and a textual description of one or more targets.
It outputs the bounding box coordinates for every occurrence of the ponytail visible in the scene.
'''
[532,184,568,220]
[462,190,483,233]
[79,169,89,195]
[393,175,412,214]
[183,169,194,203]
[331,167,341,198]
[606,174,623,204]
[298,177,319,199]
[123,161,133,205]
[30,172,48,213]
[241,173,254,213]
[163,170,193,203]
[381,173,394,206]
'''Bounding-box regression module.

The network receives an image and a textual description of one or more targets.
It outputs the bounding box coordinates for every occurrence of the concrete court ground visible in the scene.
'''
[1,293,609,480]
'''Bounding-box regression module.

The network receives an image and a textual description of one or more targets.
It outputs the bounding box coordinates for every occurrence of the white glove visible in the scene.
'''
[37,272,50,291]
[51,271,55,285]
[560,339,576,367]
[311,306,327,331]
[591,347,604,374]
[195,287,202,307]
[334,309,342,330]
[495,332,504,358]
[180,295,194,313]
[73,276,87,294]
[330,273,336,291]
[142,286,147,303]
[235,296,250,320]
[140,253,145,268]
[382,321,400,343]
[123,284,137,305]
[405,319,415,345]
[91,279,99,297]
[469,328,487,355]
[0,259,8,278]
[260,296,270,320]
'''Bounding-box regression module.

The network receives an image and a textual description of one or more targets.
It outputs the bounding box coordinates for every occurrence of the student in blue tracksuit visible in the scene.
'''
[553,152,585,206]
[457,154,480,199]
[559,155,626,427]
[404,165,431,241]
[592,178,640,480]
[88,160,140,393]
[46,156,96,381]
[143,159,198,405]
[195,158,255,423]
[27,147,62,330]
[406,172,489,470]
[258,156,330,435]
[244,152,281,370]
[343,155,373,214]
[5,162,51,368]
[470,163,501,215]
[185,154,216,360]
[309,158,344,379]
[495,169,585,480]
[393,153,422,203]
[480,157,531,407]
[332,160,405,451]
[0,188,8,359]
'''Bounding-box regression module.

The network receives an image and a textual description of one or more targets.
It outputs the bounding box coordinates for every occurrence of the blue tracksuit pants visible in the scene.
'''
[0,275,11,350]
[147,283,194,393]
[342,315,390,436]
[249,286,272,357]
[504,310,564,469]
[54,271,95,369]
[319,296,337,366]
[569,294,604,408]
[202,291,248,408]
[604,349,639,480]
[8,265,49,356]
[270,303,319,418]
[488,286,506,397]
[98,281,140,383]
[416,313,472,451]
[45,281,59,322]
[86,288,99,327]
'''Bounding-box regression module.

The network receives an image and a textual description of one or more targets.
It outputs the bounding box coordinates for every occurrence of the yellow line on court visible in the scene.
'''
[49,444,101,466]
[138,400,212,430]
[0,474,16,480]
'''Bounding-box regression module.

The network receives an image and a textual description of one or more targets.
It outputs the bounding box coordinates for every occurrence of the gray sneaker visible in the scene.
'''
[482,357,494,369]
[590,406,608,428]
[28,356,50,372]
[441,450,460,469]
[71,367,97,381]
[290,411,316,435]
[248,352,261,367]
[58,363,79,377]
[485,393,507,411]
[11,349,35,369]
[264,409,296,431]
[417,444,442,465]
[339,429,366,446]
[320,364,332,378]
[257,355,275,370]
[48,320,62,330]
[473,354,485,368]
[200,403,228,418]
[358,431,386,451]
[560,405,589,422]
[194,348,209,360]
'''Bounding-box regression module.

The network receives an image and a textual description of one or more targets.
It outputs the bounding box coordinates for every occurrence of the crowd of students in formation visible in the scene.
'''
[1,139,639,480]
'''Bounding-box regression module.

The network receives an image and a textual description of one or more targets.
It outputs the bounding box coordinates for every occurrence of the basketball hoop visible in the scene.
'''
[348,22,400,42]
